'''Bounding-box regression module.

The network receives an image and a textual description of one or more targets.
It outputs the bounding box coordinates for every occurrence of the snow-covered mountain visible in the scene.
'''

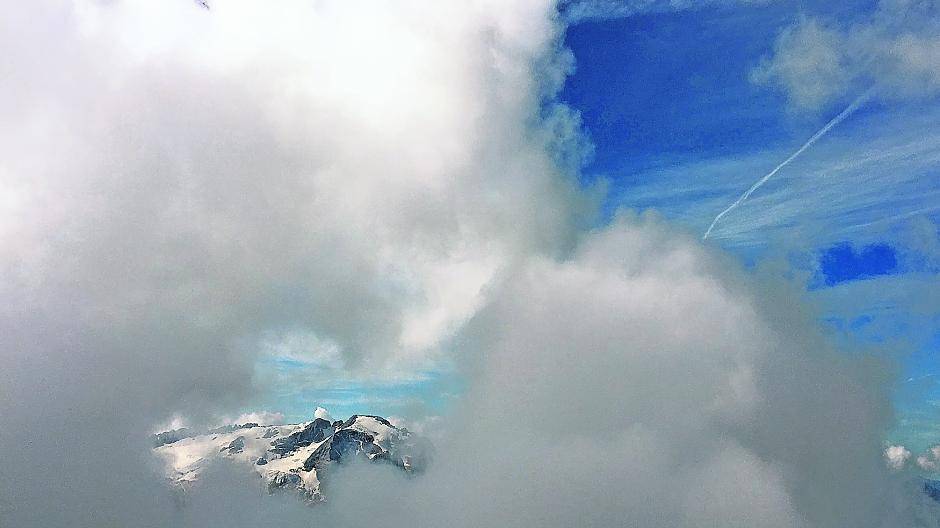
[153,412,432,502]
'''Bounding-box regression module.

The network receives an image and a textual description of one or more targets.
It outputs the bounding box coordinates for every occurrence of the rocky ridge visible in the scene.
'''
[152,412,432,502]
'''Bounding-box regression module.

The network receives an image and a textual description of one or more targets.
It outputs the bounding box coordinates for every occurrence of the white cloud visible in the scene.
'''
[886,444,912,470]
[230,411,285,427]
[314,407,333,422]
[1,2,935,527]
[917,455,938,471]
[152,414,189,434]
[917,445,940,472]
[299,214,929,527]
[752,1,940,110]
[750,17,852,110]
[2,0,589,379]
[0,1,588,525]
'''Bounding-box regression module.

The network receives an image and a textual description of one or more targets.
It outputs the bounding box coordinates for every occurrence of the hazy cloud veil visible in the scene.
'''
[0,1,935,527]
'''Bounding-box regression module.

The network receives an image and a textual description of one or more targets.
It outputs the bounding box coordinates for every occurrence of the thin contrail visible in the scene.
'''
[702,91,874,241]
[906,373,938,384]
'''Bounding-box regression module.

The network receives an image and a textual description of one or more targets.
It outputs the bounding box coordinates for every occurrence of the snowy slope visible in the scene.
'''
[153,414,431,502]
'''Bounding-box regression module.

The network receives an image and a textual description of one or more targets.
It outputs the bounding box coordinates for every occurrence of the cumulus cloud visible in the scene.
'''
[917,446,940,472]
[752,0,940,110]
[887,444,913,470]
[1,1,937,527]
[889,444,940,473]
[2,0,587,404]
[433,214,917,528]
[313,407,333,422]
[1,1,586,525]
[300,215,933,528]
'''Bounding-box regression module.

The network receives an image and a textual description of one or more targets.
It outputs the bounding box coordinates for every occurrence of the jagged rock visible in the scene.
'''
[208,423,259,435]
[339,414,393,429]
[268,471,302,491]
[151,428,193,447]
[262,427,279,438]
[270,418,334,456]
[303,428,383,471]
[221,435,245,454]
[153,423,261,448]
[153,413,431,503]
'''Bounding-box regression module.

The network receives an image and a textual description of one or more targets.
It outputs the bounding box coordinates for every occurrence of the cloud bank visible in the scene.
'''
[1,1,937,527]
[1,1,586,524]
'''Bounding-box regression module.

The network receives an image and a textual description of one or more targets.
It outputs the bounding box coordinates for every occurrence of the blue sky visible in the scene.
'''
[560,1,940,453]
[250,354,462,422]
[252,0,940,454]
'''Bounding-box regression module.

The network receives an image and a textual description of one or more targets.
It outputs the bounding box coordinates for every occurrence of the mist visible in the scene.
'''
[1,1,937,527]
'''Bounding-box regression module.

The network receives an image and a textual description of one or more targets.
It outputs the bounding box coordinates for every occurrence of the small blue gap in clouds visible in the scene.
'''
[818,242,898,287]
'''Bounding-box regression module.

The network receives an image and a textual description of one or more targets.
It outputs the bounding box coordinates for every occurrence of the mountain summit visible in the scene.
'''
[153,413,432,502]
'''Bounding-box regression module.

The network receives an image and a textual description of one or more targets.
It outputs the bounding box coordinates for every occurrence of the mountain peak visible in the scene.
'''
[153,413,431,502]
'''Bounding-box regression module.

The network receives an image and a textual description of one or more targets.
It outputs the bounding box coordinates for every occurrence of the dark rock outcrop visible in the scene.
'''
[207,423,259,435]
[153,423,260,448]
[151,428,193,448]
[339,415,393,429]
[303,428,385,471]
[221,435,245,454]
[271,418,334,456]
[262,427,279,438]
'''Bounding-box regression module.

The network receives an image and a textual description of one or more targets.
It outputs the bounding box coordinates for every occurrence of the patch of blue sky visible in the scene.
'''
[892,330,940,453]
[561,1,876,180]
[587,98,940,252]
[249,353,463,424]
[560,1,940,452]
[561,1,940,250]
[559,0,880,25]
[814,242,898,288]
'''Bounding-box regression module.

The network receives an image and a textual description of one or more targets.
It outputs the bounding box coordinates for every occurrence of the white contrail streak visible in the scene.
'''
[702,91,873,241]
[905,373,938,383]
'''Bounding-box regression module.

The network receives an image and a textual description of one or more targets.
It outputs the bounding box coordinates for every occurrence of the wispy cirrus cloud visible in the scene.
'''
[560,0,773,23]
[619,103,940,250]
